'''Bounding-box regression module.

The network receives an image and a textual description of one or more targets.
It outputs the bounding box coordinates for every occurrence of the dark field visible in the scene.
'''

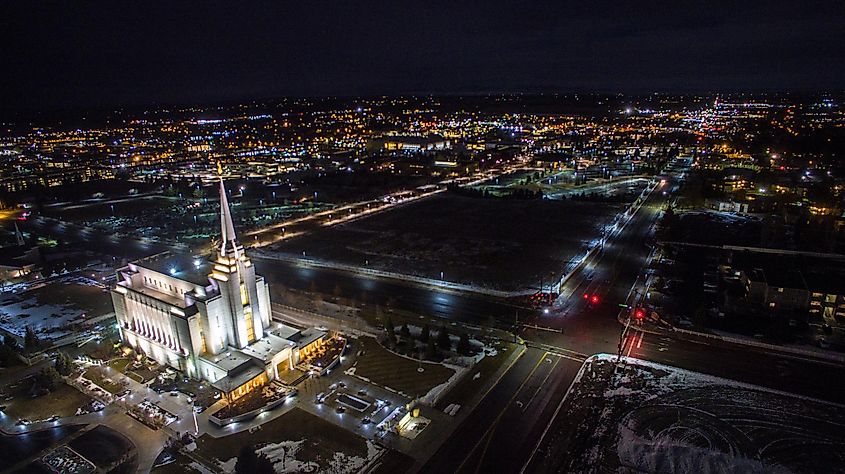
[272,194,624,292]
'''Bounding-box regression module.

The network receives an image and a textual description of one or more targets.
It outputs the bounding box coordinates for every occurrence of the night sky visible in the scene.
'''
[2,1,843,112]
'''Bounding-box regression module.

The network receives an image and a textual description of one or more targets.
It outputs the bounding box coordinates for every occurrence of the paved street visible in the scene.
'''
[19,157,845,474]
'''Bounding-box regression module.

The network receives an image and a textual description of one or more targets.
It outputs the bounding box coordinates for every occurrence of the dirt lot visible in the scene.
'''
[271,194,623,292]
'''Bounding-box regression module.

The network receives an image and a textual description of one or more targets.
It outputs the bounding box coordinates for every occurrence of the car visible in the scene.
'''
[362,417,372,425]
[315,392,325,404]
[117,389,131,398]
[357,389,367,397]
[46,415,60,422]
[336,406,345,414]
[169,391,179,397]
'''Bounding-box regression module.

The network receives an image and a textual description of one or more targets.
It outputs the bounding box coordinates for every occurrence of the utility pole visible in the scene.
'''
[617,289,643,363]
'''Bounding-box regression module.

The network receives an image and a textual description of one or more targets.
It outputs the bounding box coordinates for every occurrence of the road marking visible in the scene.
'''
[520,356,592,474]
[458,351,549,474]
[522,355,562,412]
[625,331,637,358]
[636,331,643,349]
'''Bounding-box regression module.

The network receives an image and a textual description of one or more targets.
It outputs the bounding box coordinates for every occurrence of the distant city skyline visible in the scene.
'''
[2,1,844,113]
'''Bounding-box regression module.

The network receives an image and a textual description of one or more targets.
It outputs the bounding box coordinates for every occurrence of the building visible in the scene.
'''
[0,224,40,281]
[111,181,325,401]
[728,250,845,327]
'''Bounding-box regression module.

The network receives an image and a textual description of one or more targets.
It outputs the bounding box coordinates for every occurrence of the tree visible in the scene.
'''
[0,343,12,367]
[235,445,274,474]
[457,333,472,355]
[3,334,19,351]
[192,186,206,199]
[419,324,431,343]
[24,326,39,352]
[399,323,411,340]
[384,317,396,347]
[54,352,73,376]
[425,338,438,360]
[437,326,451,351]
[36,366,61,392]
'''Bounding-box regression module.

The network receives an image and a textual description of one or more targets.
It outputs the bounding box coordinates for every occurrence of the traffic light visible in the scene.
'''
[583,293,589,300]
[591,295,600,304]
[634,309,645,320]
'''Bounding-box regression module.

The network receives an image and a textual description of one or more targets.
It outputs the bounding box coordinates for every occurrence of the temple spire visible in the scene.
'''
[218,178,238,254]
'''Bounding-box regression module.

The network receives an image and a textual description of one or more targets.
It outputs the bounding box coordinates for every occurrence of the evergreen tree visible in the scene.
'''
[425,338,438,360]
[54,352,73,376]
[24,326,39,351]
[399,323,411,339]
[37,366,61,392]
[3,334,19,351]
[384,317,396,347]
[0,343,12,367]
[419,324,431,343]
[437,326,451,351]
[457,333,472,355]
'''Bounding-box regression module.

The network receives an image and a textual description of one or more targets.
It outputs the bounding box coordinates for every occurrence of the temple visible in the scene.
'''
[110,180,324,401]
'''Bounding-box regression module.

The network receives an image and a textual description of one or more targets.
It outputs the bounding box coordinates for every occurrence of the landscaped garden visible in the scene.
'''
[82,364,128,394]
[348,336,455,399]
[211,383,293,420]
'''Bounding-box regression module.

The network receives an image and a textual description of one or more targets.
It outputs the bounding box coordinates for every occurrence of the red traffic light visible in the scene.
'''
[635,309,645,319]
[583,293,589,299]
[591,295,600,304]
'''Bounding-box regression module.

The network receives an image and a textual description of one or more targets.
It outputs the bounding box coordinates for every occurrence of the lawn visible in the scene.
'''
[2,379,93,421]
[82,365,127,394]
[190,407,381,473]
[351,337,455,398]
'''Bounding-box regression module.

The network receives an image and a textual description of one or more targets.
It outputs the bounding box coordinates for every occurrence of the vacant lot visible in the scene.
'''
[351,337,455,399]
[272,194,623,292]
[531,355,845,474]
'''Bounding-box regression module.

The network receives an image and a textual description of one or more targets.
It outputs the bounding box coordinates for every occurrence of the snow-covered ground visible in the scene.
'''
[556,354,845,474]
[0,295,84,341]
[217,439,382,474]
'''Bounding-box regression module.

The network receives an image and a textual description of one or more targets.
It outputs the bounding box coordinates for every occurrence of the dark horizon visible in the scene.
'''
[2,1,844,116]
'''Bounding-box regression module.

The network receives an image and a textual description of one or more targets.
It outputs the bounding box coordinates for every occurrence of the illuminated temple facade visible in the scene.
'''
[111,181,324,400]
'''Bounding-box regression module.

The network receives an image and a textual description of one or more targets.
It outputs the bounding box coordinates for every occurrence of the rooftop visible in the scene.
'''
[240,333,294,362]
[200,348,254,373]
[134,253,214,287]
[211,363,265,393]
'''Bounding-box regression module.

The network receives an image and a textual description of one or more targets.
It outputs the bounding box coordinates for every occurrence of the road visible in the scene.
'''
[21,157,845,473]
